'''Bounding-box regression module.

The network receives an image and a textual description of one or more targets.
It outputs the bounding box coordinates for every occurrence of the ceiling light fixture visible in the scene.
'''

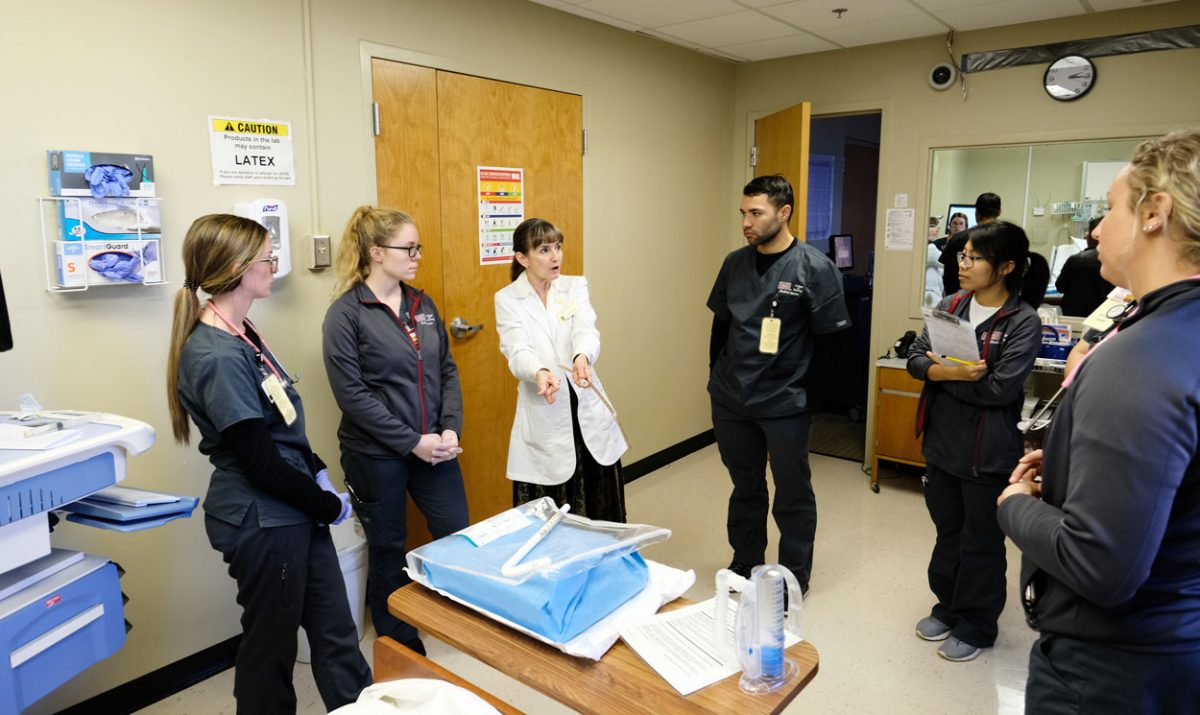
[833,8,847,19]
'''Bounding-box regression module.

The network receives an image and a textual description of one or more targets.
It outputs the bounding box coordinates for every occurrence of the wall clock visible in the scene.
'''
[1044,55,1095,101]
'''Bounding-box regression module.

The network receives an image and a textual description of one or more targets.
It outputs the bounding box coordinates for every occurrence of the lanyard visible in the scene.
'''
[206,302,291,384]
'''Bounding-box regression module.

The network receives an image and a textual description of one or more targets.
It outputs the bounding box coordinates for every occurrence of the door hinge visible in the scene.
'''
[750,146,758,167]
[582,129,588,156]
[372,102,381,137]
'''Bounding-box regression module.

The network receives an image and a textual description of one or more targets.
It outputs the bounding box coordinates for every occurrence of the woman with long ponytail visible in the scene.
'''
[167,214,370,711]
[905,220,1047,662]
[322,206,467,656]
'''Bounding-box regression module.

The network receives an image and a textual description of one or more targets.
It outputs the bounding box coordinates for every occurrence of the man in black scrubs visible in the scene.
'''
[707,175,850,593]
[940,192,1001,295]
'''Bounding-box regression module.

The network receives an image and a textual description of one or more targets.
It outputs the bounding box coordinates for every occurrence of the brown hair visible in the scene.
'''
[332,206,416,298]
[166,214,269,444]
[510,218,564,281]
[1125,128,1200,265]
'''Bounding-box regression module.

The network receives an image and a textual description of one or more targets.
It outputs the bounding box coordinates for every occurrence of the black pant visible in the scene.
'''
[341,448,469,644]
[923,463,1007,647]
[205,504,372,714]
[712,401,815,586]
[1027,633,1200,714]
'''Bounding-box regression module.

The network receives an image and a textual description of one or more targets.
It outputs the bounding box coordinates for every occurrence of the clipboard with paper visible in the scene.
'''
[921,307,980,362]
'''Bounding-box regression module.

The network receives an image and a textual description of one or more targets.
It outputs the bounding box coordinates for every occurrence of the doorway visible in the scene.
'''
[372,59,584,545]
[805,112,881,463]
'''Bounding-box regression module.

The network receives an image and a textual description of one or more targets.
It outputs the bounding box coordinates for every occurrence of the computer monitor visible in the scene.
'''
[831,234,853,271]
[806,236,831,258]
[946,203,977,234]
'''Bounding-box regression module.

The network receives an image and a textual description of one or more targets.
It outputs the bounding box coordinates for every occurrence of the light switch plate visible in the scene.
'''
[311,234,331,269]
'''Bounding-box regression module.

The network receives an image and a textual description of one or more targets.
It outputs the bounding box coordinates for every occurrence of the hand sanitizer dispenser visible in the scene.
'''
[234,199,291,278]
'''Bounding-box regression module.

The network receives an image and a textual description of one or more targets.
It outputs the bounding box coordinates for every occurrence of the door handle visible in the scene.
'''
[450,317,484,339]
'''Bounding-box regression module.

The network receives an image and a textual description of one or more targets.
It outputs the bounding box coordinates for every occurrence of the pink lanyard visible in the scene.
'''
[206,302,285,383]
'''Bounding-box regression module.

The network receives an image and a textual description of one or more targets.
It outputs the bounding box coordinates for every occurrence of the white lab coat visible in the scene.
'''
[494,272,627,485]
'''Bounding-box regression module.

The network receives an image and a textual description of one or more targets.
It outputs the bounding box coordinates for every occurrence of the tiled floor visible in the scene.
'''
[138,447,1035,714]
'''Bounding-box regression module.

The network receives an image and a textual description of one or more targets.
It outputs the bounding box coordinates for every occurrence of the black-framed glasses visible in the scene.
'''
[380,243,423,258]
[255,255,279,273]
[956,251,988,268]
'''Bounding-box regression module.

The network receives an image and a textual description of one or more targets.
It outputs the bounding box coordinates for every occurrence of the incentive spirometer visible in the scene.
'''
[235,199,291,277]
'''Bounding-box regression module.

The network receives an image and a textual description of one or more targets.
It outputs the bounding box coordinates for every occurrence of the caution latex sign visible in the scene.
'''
[209,115,296,186]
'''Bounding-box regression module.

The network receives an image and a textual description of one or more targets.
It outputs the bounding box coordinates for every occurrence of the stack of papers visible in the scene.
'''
[0,423,84,450]
[617,597,802,696]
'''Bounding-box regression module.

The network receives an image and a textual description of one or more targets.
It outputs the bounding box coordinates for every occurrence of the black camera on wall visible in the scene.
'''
[929,62,958,91]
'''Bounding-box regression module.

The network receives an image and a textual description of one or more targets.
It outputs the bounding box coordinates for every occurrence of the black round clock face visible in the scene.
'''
[1044,55,1095,101]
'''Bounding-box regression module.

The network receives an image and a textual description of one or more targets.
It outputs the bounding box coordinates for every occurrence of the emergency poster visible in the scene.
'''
[208,115,296,186]
[478,167,524,265]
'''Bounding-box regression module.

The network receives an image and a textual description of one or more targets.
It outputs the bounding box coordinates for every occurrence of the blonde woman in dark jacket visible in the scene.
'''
[322,206,467,656]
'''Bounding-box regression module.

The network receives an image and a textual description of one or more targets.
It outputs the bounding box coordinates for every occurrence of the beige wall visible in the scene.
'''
[731,1,1200,453]
[3,1,731,710]
[3,0,1198,709]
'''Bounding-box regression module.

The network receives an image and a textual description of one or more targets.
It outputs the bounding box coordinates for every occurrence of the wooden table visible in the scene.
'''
[389,582,819,714]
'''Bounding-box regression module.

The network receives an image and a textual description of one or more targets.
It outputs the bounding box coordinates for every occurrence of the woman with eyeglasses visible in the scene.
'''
[494,218,628,521]
[167,214,371,712]
[998,129,1200,713]
[906,221,1050,662]
[321,206,468,656]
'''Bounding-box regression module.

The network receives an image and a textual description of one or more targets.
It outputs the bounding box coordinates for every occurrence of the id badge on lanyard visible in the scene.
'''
[259,359,297,425]
[760,293,782,354]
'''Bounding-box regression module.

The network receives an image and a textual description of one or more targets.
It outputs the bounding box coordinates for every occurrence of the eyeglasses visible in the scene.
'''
[379,243,423,258]
[956,252,988,268]
[256,255,279,273]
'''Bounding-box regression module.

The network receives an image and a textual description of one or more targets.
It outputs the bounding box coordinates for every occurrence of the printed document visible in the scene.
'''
[617,597,801,696]
[921,307,980,362]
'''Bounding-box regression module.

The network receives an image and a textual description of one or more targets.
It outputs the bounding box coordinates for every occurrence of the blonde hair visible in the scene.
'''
[331,206,416,298]
[166,214,269,444]
[1126,128,1200,266]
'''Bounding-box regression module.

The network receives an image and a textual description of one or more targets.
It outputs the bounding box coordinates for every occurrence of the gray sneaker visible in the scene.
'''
[915,616,951,641]
[937,636,983,662]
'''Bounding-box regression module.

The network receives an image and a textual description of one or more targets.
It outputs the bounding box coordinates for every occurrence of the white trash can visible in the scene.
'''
[297,517,368,663]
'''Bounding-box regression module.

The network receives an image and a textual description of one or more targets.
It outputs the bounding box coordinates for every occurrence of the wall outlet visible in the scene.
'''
[310,234,331,269]
[1032,206,1045,217]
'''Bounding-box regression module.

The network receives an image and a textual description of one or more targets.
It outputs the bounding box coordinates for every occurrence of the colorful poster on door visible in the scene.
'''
[478,167,524,265]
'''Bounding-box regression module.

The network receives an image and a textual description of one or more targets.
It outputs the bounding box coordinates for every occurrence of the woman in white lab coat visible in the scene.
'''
[494,218,628,521]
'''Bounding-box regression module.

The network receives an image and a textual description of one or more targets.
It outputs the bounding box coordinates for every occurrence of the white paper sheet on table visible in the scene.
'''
[405,559,694,661]
[921,307,980,362]
[617,597,802,696]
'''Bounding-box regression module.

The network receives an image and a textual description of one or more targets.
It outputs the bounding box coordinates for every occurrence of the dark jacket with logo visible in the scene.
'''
[322,281,462,458]
[908,290,1042,479]
[998,279,1200,653]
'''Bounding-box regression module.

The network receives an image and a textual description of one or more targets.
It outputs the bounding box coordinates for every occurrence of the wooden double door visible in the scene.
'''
[371,59,583,544]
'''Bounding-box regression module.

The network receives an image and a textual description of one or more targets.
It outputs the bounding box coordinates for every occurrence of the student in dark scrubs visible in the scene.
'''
[707,174,851,594]
[167,214,371,713]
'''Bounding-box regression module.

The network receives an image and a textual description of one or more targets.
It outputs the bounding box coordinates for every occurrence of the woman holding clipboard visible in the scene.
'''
[906,221,1049,662]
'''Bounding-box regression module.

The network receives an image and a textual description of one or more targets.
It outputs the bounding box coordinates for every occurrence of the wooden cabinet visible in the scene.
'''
[870,360,925,492]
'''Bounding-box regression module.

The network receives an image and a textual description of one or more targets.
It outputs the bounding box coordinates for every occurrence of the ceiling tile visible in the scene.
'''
[656,10,800,47]
[820,13,950,46]
[719,33,842,61]
[1086,0,1177,10]
[763,0,930,32]
[554,3,643,30]
[575,0,743,28]
[933,0,1087,31]
[733,0,800,7]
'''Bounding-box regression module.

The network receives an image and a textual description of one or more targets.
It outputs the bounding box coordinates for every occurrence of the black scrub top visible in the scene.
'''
[707,241,850,418]
[177,323,317,528]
